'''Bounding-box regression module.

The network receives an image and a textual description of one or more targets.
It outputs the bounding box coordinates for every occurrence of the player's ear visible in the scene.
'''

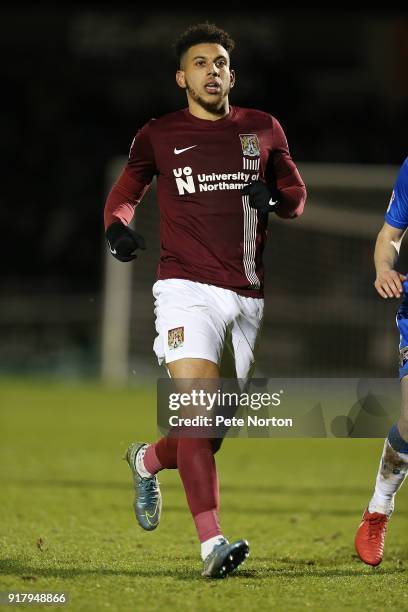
[176,70,186,89]
[230,69,235,88]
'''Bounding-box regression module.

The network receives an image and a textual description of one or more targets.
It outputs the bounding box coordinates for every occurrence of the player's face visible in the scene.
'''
[176,43,235,116]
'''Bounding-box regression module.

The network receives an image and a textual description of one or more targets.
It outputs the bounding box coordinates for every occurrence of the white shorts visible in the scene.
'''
[152,279,264,380]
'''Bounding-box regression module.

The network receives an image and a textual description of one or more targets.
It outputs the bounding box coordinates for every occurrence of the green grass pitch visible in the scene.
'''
[1,378,408,611]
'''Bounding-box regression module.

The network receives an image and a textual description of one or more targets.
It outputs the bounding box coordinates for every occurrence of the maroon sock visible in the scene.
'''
[147,436,179,471]
[177,438,222,542]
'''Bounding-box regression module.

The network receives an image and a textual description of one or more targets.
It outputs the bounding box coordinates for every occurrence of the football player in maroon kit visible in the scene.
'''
[104,22,306,578]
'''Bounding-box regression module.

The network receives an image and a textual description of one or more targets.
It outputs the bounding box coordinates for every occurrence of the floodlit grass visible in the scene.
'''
[0,378,407,611]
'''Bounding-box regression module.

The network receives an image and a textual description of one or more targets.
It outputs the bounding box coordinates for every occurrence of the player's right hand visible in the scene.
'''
[106,221,146,262]
[374,270,406,299]
[242,181,280,214]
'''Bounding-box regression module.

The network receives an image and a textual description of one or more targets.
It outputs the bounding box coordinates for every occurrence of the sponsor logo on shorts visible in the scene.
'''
[168,326,184,350]
[399,346,408,367]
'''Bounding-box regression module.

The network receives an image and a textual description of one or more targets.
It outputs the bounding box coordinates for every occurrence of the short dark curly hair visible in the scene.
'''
[174,22,235,67]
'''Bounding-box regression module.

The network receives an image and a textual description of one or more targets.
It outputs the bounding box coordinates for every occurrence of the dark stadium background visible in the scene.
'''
[1,9,407,380]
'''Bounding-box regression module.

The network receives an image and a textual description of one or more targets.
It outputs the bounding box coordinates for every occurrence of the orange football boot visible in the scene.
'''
[355,509,389,566]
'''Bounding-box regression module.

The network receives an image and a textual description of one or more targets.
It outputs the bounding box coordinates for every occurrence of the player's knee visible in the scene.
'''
[167,357,219,379]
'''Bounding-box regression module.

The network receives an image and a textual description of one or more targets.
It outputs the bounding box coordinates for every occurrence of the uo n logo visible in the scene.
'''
[173,166,196,195]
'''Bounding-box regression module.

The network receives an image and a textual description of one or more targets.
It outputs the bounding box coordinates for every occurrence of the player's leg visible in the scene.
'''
[127,279,248,576]
[228,294,264,383]
[137,358,220,484]
[132,278,226,478]
[368,379,408,514]
[355,302,408,565]
[170,289,262,577]
[180,288,264,538]
[125,279,224,531]
[206,294,264,449]
[166,357,249,578]
[141,357,226,470]
[155,280,248,575]
[167,357,223,554]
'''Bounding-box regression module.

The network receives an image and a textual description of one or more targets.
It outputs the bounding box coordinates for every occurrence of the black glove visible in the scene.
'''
[242,180,280,214]
[106,222,146,262]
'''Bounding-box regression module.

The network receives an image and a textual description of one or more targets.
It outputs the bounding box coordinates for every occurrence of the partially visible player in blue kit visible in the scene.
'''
[355,157,408,566]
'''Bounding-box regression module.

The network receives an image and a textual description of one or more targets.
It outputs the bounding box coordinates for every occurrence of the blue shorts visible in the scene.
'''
[397,296,408,378]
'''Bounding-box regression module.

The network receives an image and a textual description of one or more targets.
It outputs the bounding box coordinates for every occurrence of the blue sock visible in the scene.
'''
[387,425,408,454]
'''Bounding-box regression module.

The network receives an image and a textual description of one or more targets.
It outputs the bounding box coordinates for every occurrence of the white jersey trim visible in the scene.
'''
[242,195,261,289]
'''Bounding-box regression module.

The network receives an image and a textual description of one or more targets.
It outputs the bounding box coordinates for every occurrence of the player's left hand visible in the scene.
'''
[242,180,280,214]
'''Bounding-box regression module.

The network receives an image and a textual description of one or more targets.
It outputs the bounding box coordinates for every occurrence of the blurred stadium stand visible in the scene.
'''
[1,11,407,381]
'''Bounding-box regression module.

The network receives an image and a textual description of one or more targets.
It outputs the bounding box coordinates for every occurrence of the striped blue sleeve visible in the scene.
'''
[385,157,408,229]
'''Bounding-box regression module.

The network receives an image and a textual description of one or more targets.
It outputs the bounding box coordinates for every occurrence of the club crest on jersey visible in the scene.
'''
[168,326,184,350]
[239,134,260,157]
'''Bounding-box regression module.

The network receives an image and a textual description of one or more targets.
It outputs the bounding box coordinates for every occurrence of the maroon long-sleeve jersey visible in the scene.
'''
[104,106,306,298]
